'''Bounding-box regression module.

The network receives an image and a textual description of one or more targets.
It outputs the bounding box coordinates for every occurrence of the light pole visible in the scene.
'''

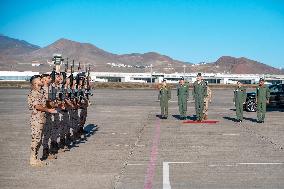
[183,65,186,77]
[150,64,153,83]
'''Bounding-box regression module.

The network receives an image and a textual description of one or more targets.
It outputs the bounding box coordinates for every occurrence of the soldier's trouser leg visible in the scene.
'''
[161,100,169,117]
[42,120,51,149]
[42,117,51,159]
[179,97,187,118]
[79,108,87,128]
[257,101,266,122]
[50,114,59,142]
[178,98,184,117]
[195,97,204,120]
[63,112,70,137]
[182,98,187,117]
[30,117,47,166]
[203,100,209,116]
[165,101,168,117]
[49,114,60,155]
[30,118,44,158]
[235,101,243,121]
[160,102,165,117]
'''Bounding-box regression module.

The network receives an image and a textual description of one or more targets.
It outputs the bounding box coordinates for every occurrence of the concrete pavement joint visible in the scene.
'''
[241,124,283,150]
[113,113,150,189]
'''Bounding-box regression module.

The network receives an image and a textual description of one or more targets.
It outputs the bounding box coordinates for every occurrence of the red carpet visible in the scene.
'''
[183,120,219,124]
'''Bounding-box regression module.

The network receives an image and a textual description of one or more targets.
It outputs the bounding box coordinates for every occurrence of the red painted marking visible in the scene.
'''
[144,119,161,189]
[183,120,219,124]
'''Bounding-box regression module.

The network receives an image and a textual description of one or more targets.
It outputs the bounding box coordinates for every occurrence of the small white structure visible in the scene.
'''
[0,71,39,81]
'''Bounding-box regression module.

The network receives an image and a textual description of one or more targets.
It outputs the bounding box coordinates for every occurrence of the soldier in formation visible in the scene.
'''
[158,79,171,119]
[233,81,247,122]
[203,82,212,120]
[177,77,189,120]
[193,73,207,121]
[27,57,92,167]
[27,75,57,167]
[256,78,270,123]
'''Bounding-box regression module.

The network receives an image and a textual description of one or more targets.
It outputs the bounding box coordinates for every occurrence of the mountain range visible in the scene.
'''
[0,34,283,74]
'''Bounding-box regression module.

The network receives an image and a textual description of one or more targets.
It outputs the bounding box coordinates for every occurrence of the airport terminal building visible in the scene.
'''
[1,71,284,84]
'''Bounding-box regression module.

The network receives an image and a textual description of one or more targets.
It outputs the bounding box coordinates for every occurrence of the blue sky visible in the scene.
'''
[0,0,284,68]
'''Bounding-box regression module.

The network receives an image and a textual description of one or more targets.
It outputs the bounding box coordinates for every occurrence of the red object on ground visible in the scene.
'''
[183,120,219,124]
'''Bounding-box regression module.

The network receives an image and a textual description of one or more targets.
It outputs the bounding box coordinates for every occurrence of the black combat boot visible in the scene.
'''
[48,141,58,159]
[42,148,49,160]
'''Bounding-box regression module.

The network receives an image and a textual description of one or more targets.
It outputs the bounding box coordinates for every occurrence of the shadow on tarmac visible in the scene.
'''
[243,117,258,123]
[223,116,239,122]
[172,114,196,120]
[68,124,99,148]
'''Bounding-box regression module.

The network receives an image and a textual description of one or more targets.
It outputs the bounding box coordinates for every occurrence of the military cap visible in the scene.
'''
[197,73,202,77]
[162,79,167,82]
[41,73,50,77]
[259,78,265,82]
[180,77,184,81]
[29,75,41,83]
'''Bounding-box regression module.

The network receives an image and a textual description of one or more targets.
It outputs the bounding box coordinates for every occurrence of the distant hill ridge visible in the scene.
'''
[0,35,283,74]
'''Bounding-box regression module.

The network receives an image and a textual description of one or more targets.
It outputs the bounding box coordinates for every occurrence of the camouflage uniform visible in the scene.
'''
[27,88,46,163]
[203,86,212,118]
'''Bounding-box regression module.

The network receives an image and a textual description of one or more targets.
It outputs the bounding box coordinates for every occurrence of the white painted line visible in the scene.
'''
[136,144,145,147]
[163,162,171,189]
[237,163,284,165]
[100,110,112,113]
[225,164,235,167]
[163,161,284,189]
[222,133,240,136]
[127,163,145,166]
[163,162,196,189]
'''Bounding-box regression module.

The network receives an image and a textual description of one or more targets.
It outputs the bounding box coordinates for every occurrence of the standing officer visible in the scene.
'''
[27,75,56,167]
[177,77,189,120]
[193,73,207,121]
[233,81,247,122]
[256,78,270,123]
[158,79,171,119]
[203,82,212,120]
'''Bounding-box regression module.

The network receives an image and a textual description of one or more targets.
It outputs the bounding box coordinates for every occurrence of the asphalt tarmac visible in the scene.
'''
[0,89,283,189]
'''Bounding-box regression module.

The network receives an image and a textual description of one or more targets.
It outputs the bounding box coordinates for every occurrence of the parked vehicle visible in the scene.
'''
[244,84,284,112]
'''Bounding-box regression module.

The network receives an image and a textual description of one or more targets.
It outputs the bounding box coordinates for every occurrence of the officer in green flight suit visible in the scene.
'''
[233,81,247,122]
[256,78,270,123]
[177,77,189,120]
[158,79,171,119]
[192,73,207,121]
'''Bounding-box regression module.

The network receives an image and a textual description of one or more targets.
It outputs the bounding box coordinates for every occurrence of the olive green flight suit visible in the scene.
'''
[193,80,207,121]
[233,86,247,121]
[177,83,189,119]
[158,86,171,118]
[256,85,270,122]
